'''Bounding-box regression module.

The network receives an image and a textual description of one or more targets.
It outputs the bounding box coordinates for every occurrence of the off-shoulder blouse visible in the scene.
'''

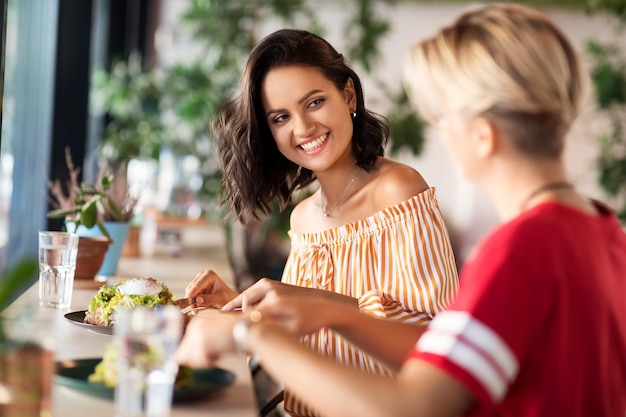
[281,187,459,416]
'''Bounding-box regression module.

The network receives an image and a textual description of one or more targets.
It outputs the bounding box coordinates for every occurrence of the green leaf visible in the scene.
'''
[100,175,112,191]
[81,200,98,228]
[96,221,112,239]
[95,200,106,215]
[47,208,80,219]
[0,258,39,311]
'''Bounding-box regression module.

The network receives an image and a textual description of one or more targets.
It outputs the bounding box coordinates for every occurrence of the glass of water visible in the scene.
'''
[114,306,183,417]
[38,231,79,309]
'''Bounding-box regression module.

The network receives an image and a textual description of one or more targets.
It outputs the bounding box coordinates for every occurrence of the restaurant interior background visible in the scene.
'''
[0,0,625,292]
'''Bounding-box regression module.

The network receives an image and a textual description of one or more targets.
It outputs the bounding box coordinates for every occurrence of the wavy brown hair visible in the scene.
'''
[211,29,389,226]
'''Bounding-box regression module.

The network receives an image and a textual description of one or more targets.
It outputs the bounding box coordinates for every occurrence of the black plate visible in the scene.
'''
[64,310,114,335]
[55,358,235,402]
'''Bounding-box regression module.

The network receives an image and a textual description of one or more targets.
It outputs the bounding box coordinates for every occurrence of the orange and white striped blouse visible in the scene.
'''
[281,187,459,416]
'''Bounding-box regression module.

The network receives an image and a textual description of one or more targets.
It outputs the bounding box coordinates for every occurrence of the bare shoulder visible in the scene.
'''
[369,158,429,205]
[289,192,318,231]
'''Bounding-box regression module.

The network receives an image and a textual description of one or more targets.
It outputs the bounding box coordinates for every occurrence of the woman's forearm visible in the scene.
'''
[249,322,407,417]
[324,304,426,371]
[315,286,360,308]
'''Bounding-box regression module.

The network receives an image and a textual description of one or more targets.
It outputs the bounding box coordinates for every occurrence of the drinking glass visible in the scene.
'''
[38,231,79,309]
[114,306,183,417]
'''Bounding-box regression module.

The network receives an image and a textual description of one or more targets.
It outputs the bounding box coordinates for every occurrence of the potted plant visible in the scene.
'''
[47,149,137,280]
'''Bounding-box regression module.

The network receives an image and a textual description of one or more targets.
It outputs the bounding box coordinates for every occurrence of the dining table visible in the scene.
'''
[2,222,258,417]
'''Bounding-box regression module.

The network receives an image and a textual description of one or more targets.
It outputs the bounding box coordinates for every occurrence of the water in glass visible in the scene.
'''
[38,231,78,309]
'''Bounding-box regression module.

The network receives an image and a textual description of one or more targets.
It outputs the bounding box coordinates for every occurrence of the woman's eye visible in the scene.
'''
[272,114,289,124]
[307,98,325,109]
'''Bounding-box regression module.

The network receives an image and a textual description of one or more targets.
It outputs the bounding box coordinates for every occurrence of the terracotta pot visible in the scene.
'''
[74,236,112,280]
[75,222,130,277]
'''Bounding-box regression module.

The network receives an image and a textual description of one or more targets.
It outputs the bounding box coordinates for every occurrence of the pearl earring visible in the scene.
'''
[351,111,357,118]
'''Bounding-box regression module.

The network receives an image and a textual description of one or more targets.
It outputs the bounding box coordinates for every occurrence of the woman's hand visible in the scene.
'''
[220,278,358,335]
[175,312,241,368]
[185,269,240,309]
[222,278,320,311]
[256,294,349,336]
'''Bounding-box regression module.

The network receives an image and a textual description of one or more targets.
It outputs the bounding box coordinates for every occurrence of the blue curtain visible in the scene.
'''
[6,0,59,270]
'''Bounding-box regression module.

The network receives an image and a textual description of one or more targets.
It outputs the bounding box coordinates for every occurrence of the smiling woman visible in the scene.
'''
[261,65,357,176]
[212,29,393,228]
[182,28,459,417]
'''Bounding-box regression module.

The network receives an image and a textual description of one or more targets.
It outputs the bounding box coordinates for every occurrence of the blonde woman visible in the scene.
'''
[178,5,626,416]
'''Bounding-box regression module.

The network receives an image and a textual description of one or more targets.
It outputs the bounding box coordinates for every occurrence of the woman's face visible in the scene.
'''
[261,65,356,172]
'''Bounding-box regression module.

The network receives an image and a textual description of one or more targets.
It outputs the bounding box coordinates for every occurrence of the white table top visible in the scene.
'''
[3,223,257,417]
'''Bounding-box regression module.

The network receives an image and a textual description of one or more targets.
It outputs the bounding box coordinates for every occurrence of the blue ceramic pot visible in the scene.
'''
[74,222,130,277]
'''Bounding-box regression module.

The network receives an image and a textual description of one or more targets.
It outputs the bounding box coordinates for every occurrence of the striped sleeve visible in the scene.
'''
[356,188,459,322]
[409,310,519,405]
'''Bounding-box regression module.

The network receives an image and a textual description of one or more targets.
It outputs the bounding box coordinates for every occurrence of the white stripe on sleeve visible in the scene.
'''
[417,311,519,402]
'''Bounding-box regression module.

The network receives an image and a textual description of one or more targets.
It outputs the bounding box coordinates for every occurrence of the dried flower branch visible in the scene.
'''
[46,147,139,237]
[97,167,139,222]
[47,147,81,212]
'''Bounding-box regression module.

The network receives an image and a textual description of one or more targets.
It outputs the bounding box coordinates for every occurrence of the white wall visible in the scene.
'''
[156,1,625,263]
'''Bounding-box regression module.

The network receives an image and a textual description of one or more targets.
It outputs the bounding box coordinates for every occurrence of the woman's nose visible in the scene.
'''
[293,113,315,138]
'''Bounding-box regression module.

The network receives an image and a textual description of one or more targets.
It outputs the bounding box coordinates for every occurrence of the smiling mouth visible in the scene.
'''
[299,133,328,152]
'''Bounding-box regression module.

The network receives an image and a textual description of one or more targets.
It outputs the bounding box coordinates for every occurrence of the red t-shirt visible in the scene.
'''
[407,202,626,416]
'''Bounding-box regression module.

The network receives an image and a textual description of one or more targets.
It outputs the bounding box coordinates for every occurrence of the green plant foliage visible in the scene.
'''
[587,41,626,108]
[161,64,219,155]
[596,119,626,221]
[583,0,626,22]
[345,0,391,72]
[584,12,626,223]
[386,89,427,156]
[599,123,626,192]
[47,175,124,238]
[0,258,38,314]
[91,55,167,161]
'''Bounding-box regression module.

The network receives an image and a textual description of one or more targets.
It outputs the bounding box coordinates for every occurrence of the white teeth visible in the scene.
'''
[300,134,328,152]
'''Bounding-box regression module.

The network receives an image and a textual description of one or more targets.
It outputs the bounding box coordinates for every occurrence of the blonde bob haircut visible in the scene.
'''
[404,3,587,158]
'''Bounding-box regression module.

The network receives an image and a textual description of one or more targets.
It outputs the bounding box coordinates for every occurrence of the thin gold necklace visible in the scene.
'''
[321,166,361,217]
[519,181,573,211]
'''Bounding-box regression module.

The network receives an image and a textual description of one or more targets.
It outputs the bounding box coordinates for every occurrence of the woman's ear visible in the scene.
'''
[344,78,357,109]
[472,117,497,158]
